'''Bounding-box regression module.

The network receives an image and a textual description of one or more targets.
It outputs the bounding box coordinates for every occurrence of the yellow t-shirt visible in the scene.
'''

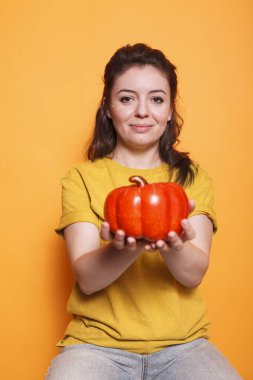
[55,157,217,354]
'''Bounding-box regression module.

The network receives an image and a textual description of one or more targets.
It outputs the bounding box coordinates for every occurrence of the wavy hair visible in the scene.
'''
[87,43,198,186]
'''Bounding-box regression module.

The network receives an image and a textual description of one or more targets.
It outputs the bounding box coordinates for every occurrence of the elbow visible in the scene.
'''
[185,278,203,289]
[184,260,209,288]
[78,281,96,296]
[180,270,207,289]
[82,289,95,296]
[74,269,96,295]
[74,260,96,296]
[181,279,203,289]
[75,271,101,295]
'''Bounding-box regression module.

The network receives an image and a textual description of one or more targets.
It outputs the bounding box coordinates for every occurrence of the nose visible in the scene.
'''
[135,100,149,118]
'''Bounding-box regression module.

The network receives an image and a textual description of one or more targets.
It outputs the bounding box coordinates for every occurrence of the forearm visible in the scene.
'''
[160,241,210,288]
[74,242,141,295]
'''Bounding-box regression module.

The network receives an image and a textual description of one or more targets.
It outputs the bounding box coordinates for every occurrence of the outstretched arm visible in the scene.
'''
[64,222,145,295]
[145,200,214,288]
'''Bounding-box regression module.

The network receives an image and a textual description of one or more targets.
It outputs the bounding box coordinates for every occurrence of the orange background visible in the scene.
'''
[1,1,252,379]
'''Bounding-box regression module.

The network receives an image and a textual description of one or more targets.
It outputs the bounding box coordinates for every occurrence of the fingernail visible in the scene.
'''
[157,241,164,248]
[168,231,176,238]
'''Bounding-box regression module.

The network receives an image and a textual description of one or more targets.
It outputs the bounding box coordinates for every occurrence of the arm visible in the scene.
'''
[64,222,145,295]
[151,212,213,288]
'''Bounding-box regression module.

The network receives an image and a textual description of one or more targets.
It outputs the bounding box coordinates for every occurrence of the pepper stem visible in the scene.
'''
[129,176,148,187]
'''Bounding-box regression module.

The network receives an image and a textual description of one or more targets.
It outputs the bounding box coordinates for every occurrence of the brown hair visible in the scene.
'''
[87,43,198,186]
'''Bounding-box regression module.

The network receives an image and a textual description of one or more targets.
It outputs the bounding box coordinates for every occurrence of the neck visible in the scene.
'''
[111,145,162,169]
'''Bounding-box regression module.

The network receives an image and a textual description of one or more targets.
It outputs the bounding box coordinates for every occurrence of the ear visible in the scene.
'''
[106,108,112,119]
[167,108,173,122]
[103,97,112,119]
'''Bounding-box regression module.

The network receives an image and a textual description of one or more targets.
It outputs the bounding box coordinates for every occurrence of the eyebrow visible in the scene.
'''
[117,89,167,95]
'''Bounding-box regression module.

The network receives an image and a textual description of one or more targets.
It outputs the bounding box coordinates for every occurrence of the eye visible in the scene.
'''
[152,96,164,104]
[119,96,133,103]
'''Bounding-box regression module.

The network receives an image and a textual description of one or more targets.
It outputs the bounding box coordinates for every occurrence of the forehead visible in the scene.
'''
[112,65,170,92]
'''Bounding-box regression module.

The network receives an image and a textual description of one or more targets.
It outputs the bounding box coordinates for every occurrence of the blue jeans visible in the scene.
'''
[45,338,242,379]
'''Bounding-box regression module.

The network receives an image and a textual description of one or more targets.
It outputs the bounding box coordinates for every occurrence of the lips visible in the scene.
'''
[130,124,153,132]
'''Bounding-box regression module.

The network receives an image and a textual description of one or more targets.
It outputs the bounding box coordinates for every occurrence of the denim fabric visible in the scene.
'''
[45,338,242,379]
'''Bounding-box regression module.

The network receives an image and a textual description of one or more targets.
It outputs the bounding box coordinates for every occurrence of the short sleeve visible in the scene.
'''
[55,167,99,237]
[186,167,218,233]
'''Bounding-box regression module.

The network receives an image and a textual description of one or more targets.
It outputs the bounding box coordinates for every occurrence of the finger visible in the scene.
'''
[167,231,184,251]
[156,240,170,254]
[181,219,196,241]
[189,199,196,213]
[144,242,157,251]
[126,236,137,250]
[112,229,126,250]
[100,222,113,241]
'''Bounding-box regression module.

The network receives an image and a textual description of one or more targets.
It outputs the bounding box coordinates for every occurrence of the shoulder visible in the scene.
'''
[185,164,217,231]
[184,164,216,209]
[186,164,214,190]
[64,158,104,174]
[63,158,110,182]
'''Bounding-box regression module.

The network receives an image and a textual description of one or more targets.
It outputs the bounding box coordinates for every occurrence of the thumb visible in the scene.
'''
[188,199,196,213]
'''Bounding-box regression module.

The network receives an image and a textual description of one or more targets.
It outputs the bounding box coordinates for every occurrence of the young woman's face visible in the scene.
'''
[107,65,172,152]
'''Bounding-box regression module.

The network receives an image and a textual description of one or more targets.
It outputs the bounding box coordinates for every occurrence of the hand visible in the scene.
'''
[101,200,196,253]
[100,221,145,252]
[144,199,196,252]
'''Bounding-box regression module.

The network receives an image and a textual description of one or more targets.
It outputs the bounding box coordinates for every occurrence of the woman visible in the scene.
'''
[46,43,242,379]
